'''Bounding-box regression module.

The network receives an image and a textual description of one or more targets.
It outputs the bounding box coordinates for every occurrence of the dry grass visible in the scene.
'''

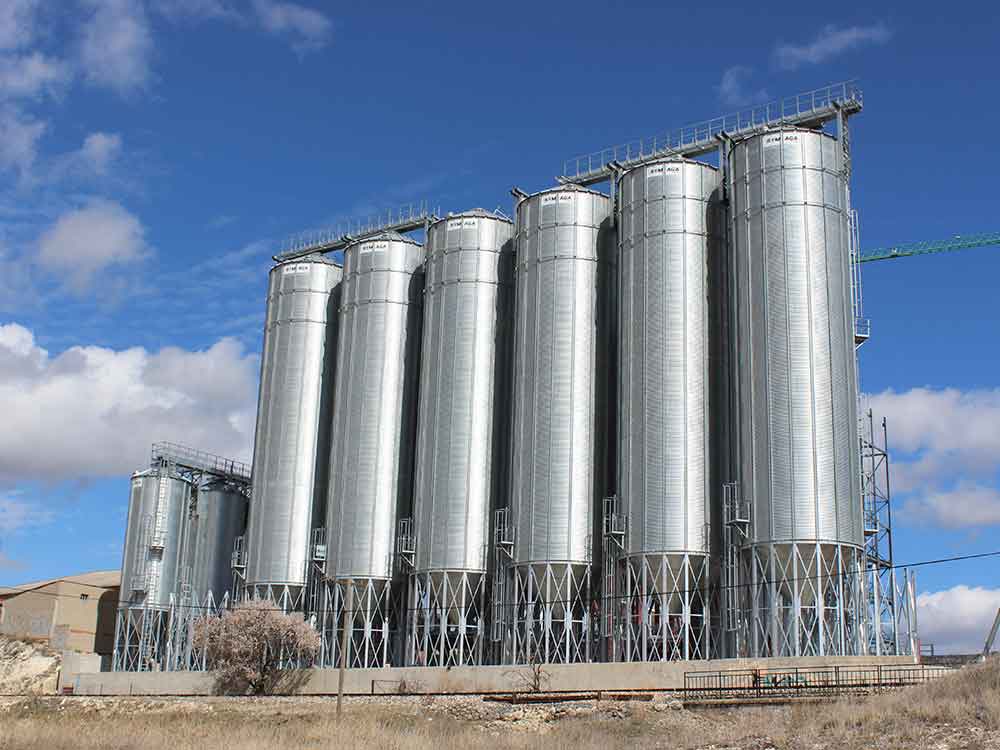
[1,659,998,750]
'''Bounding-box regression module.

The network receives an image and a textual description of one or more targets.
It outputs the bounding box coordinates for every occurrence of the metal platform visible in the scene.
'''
[150,442,250,483]
[559,80,862,185]
[274,200,439,262]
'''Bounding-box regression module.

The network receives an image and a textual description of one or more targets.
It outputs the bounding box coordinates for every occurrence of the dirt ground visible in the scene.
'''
[0,659,997,750]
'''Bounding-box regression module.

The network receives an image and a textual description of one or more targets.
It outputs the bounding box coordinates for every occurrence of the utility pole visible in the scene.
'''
[983,607,1000,660]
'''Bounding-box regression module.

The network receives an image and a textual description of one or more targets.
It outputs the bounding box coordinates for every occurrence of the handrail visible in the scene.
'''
[561,80,862,183]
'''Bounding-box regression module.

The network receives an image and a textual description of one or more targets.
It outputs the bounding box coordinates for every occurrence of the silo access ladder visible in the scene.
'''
[491,509,514,644]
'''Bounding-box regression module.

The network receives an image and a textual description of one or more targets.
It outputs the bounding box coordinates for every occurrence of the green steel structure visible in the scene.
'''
[859,232,1000,263]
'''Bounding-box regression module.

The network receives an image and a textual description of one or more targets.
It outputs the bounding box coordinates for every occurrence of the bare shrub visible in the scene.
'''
[504,658,551,693]
[192,599,320,695]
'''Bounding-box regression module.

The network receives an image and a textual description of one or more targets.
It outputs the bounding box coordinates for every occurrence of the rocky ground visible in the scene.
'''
[0,637,60,695]
[0,656,997,749]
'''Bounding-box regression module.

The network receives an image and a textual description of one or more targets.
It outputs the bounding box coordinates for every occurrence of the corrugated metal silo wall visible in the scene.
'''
[617,159,721,556]
[119,471,191,610]
[730,128,862,546]
[186,482,248,602]
[511,187,615,566]
[414,212,514,573]
[245,257,343,593]
[326,234,425,580]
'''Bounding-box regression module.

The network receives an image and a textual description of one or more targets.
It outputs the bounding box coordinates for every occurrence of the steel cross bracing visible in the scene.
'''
[274,200,440,262]
[858,231,1000,263]
[559,80,863,186]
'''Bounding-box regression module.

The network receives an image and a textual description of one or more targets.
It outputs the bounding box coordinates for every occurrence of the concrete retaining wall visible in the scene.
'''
[73,654,919,696]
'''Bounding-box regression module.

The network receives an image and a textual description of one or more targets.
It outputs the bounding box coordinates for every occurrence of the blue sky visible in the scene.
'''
[0,0,998,652]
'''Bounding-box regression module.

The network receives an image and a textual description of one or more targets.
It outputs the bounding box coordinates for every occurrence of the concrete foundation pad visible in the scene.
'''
[72,654,922,697]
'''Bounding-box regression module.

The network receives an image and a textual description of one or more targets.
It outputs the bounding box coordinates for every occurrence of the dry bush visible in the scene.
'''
[504,659,552,693]
[191,600,319,695]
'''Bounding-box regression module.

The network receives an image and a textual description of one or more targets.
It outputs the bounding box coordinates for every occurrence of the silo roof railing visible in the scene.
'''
[560,80,863,185]
[275,200,441,262]
[150,442,251,482]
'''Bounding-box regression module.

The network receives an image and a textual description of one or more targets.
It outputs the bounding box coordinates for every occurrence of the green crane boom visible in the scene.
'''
[859,232,1000,263]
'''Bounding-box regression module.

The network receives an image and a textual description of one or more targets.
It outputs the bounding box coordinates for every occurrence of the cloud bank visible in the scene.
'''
[917,585,1000,654]
[0,323,258,483]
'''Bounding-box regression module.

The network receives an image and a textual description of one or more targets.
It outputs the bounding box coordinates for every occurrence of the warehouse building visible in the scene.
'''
[0,570,120,661]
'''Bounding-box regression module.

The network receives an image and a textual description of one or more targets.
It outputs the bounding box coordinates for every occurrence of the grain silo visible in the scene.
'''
[185,479,248,605]
[507,185,614,664]
[729,127,864,657]
[615,158,722,662]
[114,468,192,671]
[408,210,514,667]
[323,231,424,668]
[244,254,343,611]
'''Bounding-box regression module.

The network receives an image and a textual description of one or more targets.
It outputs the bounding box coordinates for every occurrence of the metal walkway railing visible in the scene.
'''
[560,80,863,185]
[683,663,950,701]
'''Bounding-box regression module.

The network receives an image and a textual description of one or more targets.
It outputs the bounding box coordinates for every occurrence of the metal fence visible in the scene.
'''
[683,664,950,701]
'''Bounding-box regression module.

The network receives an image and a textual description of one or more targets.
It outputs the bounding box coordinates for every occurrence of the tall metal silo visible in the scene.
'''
[614,158,722,662]
[186,479,248,605]
[507,185,614,664]
[729,127,864,657]
[323,231,424,668]
[113,469,192,671]
[244,254,343,611]
[407,209,514,667]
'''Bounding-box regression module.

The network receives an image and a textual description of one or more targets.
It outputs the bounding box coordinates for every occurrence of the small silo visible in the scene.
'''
[508,185,614,664]
[729,127,864,657]
[324,231,424,668]
[615,158,722,662]
[409,209,514,667]
[244,254,343,610]
[114,468,192,671]
[185,479,248,605]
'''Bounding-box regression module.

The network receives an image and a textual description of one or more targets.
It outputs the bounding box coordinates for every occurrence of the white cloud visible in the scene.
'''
[917,585,1000,654]
[251,0,332,54]
[75,131,122,175]
[901,482,1000,529]
[0,322,46,378]
[36,198,150,291]
[0,105,45,177]
[0,240,38,313]
[0,323,257,482]
[867,387,1000,494]
[0,52,72,99]
[774,23,892,71]
[78,0,153,94]
[153,0,243,22]
[0,0,40,51]
[0,490,54,533]
[716,66,769,108]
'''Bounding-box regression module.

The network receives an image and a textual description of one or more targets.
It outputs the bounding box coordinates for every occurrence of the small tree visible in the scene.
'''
[192,599,320,695]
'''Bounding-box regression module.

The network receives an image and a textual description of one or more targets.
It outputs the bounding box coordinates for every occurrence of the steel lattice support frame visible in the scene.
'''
[508,562,591,665]
[609,553,712,662]
[742,542,866,657]
[165,590,230,671]
[112,605,170,672]
[319,578,395,668]
[246,583,307,612]
[406,570,486,667]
